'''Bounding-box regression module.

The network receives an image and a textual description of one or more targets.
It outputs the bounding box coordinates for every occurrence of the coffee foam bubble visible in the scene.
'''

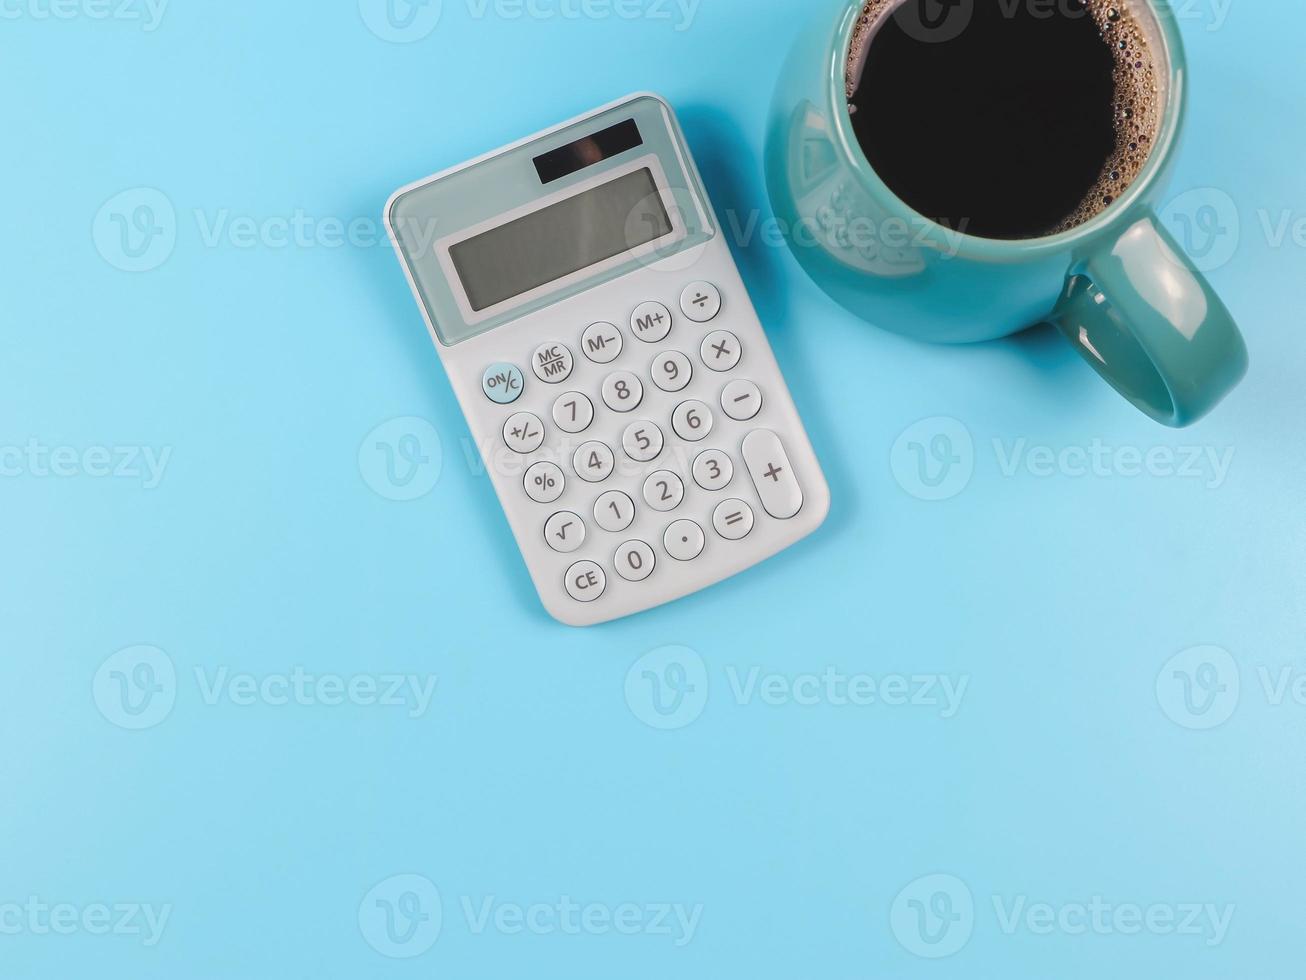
[846,0,1164,236]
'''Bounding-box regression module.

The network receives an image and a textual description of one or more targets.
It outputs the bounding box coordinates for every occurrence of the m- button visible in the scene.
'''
[741,429,803,520]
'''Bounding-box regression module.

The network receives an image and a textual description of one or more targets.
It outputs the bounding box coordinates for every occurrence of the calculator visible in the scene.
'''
[385,93,829,626]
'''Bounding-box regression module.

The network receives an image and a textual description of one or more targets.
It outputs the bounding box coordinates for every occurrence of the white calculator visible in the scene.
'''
[385,93,829,626]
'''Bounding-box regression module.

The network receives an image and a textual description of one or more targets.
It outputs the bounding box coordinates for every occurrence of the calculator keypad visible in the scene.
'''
[474,277,818,619]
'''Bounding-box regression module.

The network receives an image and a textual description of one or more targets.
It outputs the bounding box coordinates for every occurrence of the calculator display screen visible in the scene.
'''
[449,168,672,313]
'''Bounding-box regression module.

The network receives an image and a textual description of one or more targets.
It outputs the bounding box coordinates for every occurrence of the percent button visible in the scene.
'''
[524,461,565,504]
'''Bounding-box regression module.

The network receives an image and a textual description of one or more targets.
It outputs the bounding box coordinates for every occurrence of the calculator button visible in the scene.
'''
[503,412,546,454]
[692,449,734,492]
[524,461,565,504]
[602,371,644,413]
[713,499,755,541]
[482,362,525,404]
[672,400,714,442]
[552,392,594,434]
[581,322,623,364]
[594,490,636,533]
[701,330,742,372]
[544,511,586,554]
[573,441,615,483]
[614,540,657,582]
[565,561,606,603]
[651,351,693,393]
[742,429,804,520]
[643,471,685,512]
[721,380,763,421]
[622,420,664,462]
[664,519,706,562]
[630,301,673,343]
[680,281,722,323]
[532,342,574,384]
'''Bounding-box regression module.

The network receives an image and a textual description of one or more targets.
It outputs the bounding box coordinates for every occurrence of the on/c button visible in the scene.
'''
[742,429,803,520]
[565,561,606,603]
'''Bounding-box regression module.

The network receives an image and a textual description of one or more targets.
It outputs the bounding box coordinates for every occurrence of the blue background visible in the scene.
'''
[3,1,1303,977]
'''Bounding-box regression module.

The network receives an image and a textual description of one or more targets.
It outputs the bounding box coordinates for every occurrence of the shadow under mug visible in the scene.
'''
[765,0,1248,427]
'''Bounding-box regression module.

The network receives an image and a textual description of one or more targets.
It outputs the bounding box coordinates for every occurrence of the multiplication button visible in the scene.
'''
[701,331,741,372]
[680,281,721,323]
[630,301,672,343]
[565,561,606,603]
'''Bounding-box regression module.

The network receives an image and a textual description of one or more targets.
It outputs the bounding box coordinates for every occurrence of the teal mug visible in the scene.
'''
[765,0,1248,427]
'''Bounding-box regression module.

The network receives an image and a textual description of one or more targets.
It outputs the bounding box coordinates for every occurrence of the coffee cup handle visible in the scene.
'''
[1049,212,1248,427]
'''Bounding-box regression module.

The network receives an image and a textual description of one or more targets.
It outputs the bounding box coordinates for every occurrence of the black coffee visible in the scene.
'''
[846,0,1163,240]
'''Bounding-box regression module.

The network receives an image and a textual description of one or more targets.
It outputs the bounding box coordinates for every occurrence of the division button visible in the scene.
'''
[544,511,586,554]
[679,281,722,323]
[741,429,803,520]
[482,362,525,404]
[564,561,606,603]
[664,519,706,562]
[712,499,755,541]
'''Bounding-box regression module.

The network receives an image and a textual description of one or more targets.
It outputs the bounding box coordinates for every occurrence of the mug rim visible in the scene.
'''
[827,0,1189,261]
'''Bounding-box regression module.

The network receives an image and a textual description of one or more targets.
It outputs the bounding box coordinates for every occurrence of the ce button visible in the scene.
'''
[564,561,607,603]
